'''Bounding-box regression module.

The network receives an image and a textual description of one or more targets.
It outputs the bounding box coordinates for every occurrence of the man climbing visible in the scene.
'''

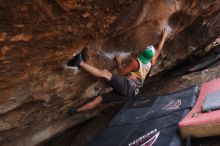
[67,28,170,115]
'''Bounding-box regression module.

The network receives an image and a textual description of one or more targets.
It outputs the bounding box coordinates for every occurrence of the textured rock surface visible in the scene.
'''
[0,0,220,145]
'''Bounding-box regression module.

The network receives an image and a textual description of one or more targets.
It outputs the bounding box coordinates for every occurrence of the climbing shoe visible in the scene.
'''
[67,107,78,115]
[66,53,83,69]
[66,47,87,70]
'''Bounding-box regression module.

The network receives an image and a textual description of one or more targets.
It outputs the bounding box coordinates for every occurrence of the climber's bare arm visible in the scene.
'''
[151,28,170,65]
[115,55,138,76]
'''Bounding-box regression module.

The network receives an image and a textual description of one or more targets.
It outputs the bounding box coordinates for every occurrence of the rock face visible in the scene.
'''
[0,0,220,146]
[104,0,220,74]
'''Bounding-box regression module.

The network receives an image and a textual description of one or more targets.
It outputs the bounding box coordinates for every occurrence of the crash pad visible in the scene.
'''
[179,78,220,138]
[202,90,220,112]
[87,86,199,146]
[109,86,199,126]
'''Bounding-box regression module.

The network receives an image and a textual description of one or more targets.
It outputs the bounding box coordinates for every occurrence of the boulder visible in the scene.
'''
[0,0,219,145]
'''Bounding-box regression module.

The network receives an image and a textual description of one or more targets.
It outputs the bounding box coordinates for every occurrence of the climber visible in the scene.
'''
[67,28,170,115]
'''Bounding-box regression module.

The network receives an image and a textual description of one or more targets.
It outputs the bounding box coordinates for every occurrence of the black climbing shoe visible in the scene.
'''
[67,107,78,115]
[66,47,87,70]
[66,53,83,69]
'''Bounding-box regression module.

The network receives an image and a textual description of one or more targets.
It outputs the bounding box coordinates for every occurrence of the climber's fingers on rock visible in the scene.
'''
[163,26,172,37]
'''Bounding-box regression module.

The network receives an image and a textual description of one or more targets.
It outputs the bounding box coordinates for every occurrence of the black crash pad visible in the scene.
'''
[87,86,199,146]
[109,86,199,126]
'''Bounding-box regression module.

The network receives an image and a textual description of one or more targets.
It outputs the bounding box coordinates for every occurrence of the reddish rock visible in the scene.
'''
[0,0,219,146]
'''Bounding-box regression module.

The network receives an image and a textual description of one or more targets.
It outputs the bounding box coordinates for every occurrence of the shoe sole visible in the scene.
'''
[64,65,79,70]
